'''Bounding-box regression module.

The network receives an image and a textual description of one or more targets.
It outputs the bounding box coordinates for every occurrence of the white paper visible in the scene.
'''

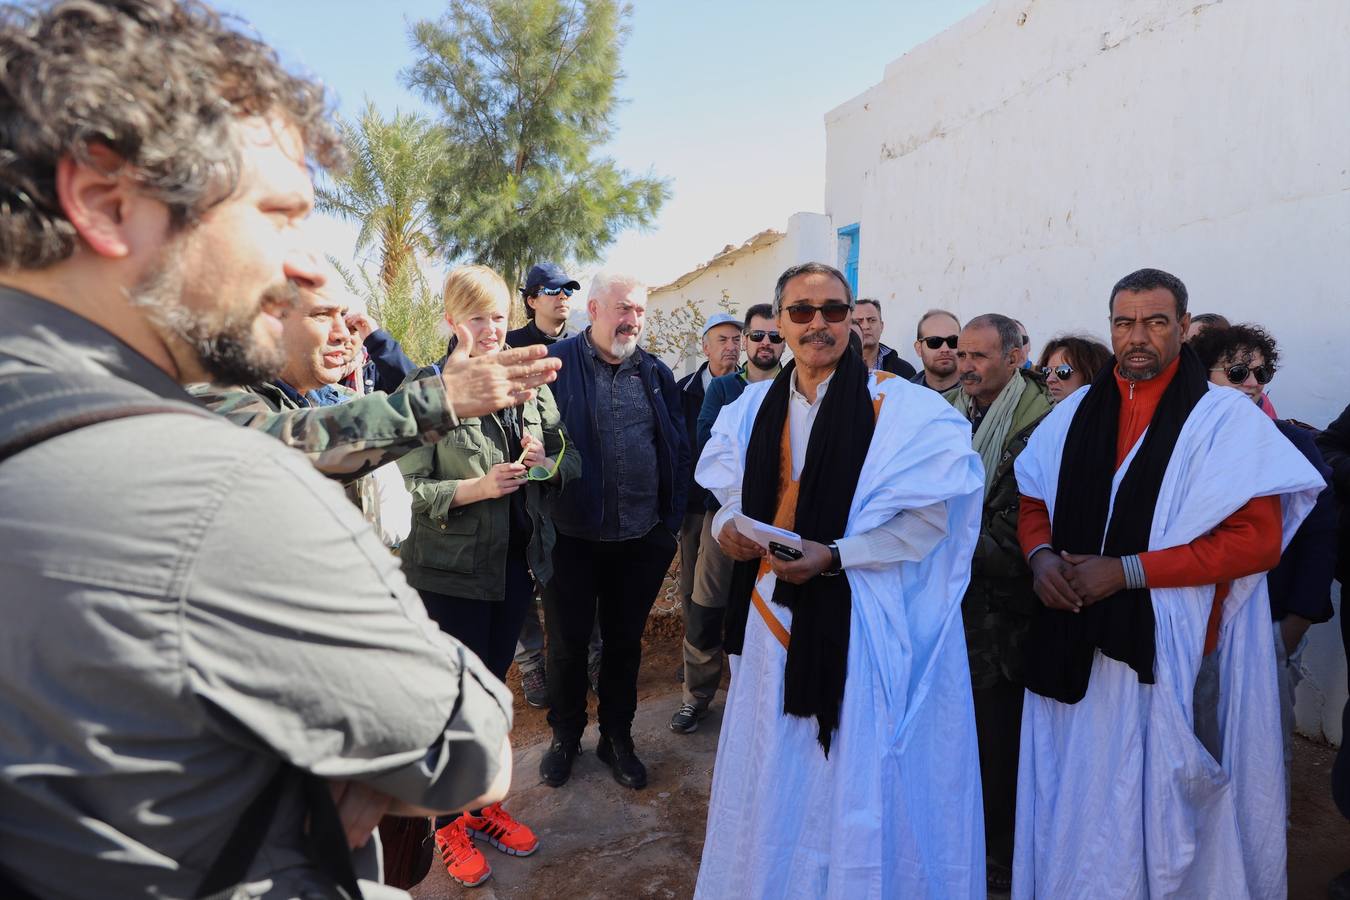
[733,513,802,552]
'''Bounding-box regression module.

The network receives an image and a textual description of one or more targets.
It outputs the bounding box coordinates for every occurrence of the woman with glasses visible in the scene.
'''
[1035,333,1113,402]
[397,265,579,888]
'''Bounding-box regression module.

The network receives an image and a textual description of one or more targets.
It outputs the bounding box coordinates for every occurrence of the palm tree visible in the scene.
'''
[317,102,445,292]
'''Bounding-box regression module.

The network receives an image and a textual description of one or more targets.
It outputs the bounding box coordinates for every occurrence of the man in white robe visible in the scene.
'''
[692,262,986,899]
[1012,269,1325,899]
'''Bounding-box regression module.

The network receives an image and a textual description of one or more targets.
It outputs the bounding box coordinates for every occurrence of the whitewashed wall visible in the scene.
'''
[824,0,1350,743]
[647,212,834,375]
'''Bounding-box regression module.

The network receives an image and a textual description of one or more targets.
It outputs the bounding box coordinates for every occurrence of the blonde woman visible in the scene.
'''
[398,265,579,888]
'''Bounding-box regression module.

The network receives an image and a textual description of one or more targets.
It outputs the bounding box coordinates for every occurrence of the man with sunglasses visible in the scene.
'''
[695,263,986,897]
[944,313,1054,894]
[506,261,580,349]
[911,309,962,392]
[669,304,785,734]
[1011,269,1325,897]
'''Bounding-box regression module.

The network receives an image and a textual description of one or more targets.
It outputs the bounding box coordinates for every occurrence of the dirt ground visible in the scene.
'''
[413,597,1350,900]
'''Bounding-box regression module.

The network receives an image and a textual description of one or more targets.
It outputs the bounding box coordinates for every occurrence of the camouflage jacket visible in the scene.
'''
[187,376,458,484]
[950,371,1055,689]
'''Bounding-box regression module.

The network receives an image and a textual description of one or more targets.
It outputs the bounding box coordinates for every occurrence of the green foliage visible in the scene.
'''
[316,103,444,292]
[331,258,448,367]
[405,0,669,306]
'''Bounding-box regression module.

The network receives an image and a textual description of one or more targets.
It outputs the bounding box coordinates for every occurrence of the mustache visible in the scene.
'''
[960,371,981,383]
[801,332,836,346]
[614,325,640,337]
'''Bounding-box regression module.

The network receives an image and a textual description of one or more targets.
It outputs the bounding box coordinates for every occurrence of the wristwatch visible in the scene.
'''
[822,542,843,577]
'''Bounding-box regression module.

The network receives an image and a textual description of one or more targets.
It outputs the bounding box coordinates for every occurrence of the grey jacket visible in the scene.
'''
[0,287,511,899]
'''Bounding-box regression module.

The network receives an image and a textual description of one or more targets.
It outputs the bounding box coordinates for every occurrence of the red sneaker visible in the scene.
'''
[461,802,540,857]
[434,817,491,887]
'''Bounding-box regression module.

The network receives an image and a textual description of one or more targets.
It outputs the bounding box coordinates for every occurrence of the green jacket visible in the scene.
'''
[187,377,458,484]
[946,370,1054,689]
[397,376,579,601]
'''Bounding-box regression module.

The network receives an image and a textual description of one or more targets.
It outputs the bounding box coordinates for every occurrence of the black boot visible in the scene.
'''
[596,733,647,789]
[539,735,580,787]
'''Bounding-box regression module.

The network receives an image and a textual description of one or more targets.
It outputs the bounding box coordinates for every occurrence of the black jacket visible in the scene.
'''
[1268,420,1337,621]
[1314,403,1350,584]
[676,362,712,514]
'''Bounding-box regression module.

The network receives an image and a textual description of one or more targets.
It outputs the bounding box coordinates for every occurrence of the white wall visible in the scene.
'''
[647,212,834,374]
[825,0,1350,743]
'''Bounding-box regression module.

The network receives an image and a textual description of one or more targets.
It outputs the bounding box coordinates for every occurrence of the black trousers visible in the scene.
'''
[544,525,677,742]
[418,550,534,681]
[972,677,1024,869]
[1334,604,1350,821]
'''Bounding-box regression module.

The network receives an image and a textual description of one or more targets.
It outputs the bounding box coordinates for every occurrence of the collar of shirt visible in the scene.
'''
[582,327,639,373]
[786,368,837,479]
[270,379,311,408]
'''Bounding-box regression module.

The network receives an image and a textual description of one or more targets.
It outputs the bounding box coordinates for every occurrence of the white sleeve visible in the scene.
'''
[835,500,949,570]
[709,496,743,545]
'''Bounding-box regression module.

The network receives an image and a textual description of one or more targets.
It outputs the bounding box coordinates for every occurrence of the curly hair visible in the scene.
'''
[1188,322,1280,372]
[0,0,344,269]
[1038,333,1114,380]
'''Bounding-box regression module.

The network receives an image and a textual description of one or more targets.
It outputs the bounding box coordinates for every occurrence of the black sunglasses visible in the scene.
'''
[921,335,958,350]
[1214,363,1274,385]
[745,330,784,344]
[785,302,851,325]
[1040,364,1074,380]
[531,286,575,297]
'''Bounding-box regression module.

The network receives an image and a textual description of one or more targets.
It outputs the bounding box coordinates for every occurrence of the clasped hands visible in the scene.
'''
[716,523,833,585]
[1030,549,1128,613]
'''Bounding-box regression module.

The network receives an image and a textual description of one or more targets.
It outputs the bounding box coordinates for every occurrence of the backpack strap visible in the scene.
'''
[0,370,214,464]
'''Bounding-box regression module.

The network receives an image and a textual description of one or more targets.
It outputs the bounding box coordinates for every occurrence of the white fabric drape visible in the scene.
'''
[692,372,986,900]
[1011,384,1325,900]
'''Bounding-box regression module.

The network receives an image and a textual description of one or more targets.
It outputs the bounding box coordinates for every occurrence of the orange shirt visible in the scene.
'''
[1017,357,1282,653]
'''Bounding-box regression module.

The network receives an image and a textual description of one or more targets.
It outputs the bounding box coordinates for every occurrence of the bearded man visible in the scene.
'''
[1011,268,1325,899]
[694,262,986,898]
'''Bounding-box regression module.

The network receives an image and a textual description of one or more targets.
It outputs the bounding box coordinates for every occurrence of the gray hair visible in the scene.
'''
[0,0,343,269]
[587,271,647,306]
[965,313,1022,355]
[772,262,853,314]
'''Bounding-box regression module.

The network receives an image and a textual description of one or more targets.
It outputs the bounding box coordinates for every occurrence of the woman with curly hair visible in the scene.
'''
[1035,334,1113,402]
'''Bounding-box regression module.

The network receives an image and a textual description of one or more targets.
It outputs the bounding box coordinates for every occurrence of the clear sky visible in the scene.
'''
[217,0,987,287]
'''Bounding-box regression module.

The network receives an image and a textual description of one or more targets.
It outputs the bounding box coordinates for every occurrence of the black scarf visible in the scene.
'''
[1024,345,1209,703]
[724,345,875,755]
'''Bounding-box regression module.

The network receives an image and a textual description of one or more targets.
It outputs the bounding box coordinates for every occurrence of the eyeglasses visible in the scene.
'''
[1213,363,1274,385]
[921,335,958,350]
[745,330,784,344]
[785,303,851,325]
[1040,364,1074,380]
[533,286,575,297]
[515,427,568,481]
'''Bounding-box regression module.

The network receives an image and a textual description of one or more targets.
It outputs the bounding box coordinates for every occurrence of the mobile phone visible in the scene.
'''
[769,541,804,561]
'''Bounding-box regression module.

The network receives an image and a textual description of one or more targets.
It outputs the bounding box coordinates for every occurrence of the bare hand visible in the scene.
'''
[326,780,393,850]
[344,312,379,342]
[443,325,561,418]
[477,462,527,499]
[1030,549,1084,612]
[1059,552,1127,606]
[767,539,833,585]
[718,520,767,562]
[518,433,548,470]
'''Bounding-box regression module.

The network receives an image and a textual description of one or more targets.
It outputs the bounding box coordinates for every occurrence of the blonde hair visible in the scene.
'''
[442,265,510,323]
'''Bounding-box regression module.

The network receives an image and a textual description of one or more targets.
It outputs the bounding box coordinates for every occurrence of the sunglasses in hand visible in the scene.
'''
[745,330,784,344]
[784,302,851,325]
[514,428,568,481]
[921,335,958,350]
[1212,363,1274,385]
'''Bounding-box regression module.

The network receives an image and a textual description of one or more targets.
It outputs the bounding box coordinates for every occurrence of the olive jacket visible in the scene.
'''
[397,370,579,600]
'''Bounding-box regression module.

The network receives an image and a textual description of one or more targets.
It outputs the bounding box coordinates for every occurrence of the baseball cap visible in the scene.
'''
[523,262,580,294]
[702,312,743,337]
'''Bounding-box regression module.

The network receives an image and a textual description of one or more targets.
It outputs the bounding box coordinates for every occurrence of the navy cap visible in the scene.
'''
[523,262,580,294]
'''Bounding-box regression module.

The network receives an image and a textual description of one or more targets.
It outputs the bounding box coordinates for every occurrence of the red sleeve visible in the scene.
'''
[1139,495,1283,588]
[1018,495,1053,559]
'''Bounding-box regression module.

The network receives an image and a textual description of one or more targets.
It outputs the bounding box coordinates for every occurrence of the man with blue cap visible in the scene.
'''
[507,262,581,350]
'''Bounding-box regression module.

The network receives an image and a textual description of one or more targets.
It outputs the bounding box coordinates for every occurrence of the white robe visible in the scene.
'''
[1012,384,1326,900]
[693,373,986,900]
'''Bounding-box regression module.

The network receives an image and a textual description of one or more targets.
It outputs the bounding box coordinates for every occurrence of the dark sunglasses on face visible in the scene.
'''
[921,335,958,350]
[1214,363,1274,385]
[1040,364,1074,380]
[534,286,575,297]
[745,330,784,344]
[785,302,851,325]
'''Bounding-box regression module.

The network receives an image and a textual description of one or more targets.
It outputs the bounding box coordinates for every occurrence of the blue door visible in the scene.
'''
[838,223,860,297]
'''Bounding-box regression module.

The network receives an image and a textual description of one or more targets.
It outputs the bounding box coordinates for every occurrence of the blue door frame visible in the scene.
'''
[838,222,860,297]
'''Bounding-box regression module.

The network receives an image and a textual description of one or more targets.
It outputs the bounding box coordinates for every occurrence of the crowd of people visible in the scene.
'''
[2,3,1349,900]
